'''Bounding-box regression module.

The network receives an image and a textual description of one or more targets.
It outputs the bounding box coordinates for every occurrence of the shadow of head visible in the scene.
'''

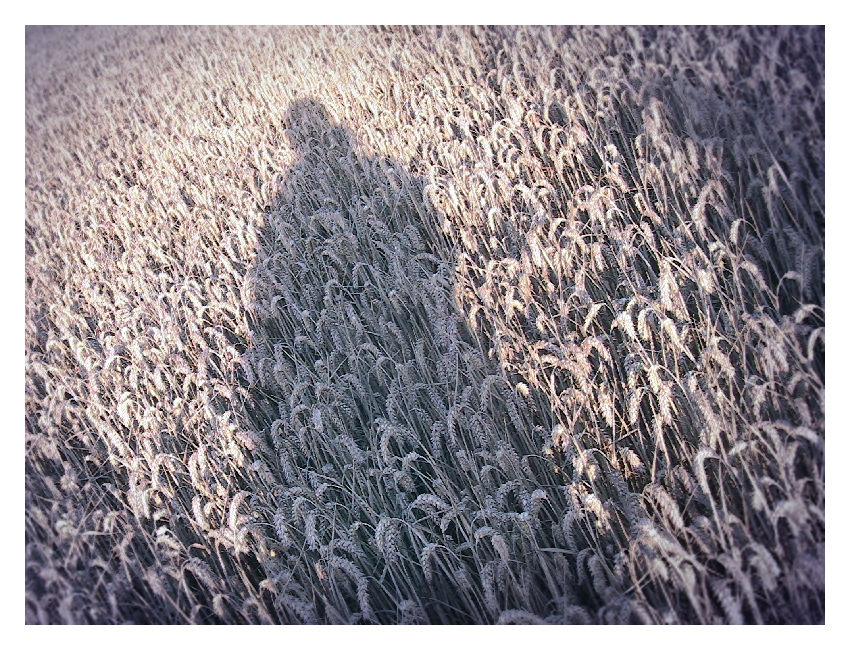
[273,96,426,228]
[283,97,355,164]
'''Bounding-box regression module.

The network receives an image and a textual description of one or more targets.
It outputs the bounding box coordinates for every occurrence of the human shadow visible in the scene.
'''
[240,98,461,438]
[236,98,549,624]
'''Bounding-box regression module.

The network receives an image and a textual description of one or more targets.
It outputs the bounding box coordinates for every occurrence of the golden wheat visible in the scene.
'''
[25,25,823,624]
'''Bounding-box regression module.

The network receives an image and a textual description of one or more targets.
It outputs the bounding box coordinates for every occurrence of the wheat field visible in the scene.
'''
[25,25,824,624]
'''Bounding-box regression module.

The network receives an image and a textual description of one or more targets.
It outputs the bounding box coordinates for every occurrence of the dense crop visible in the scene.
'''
[25,25,824,624]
